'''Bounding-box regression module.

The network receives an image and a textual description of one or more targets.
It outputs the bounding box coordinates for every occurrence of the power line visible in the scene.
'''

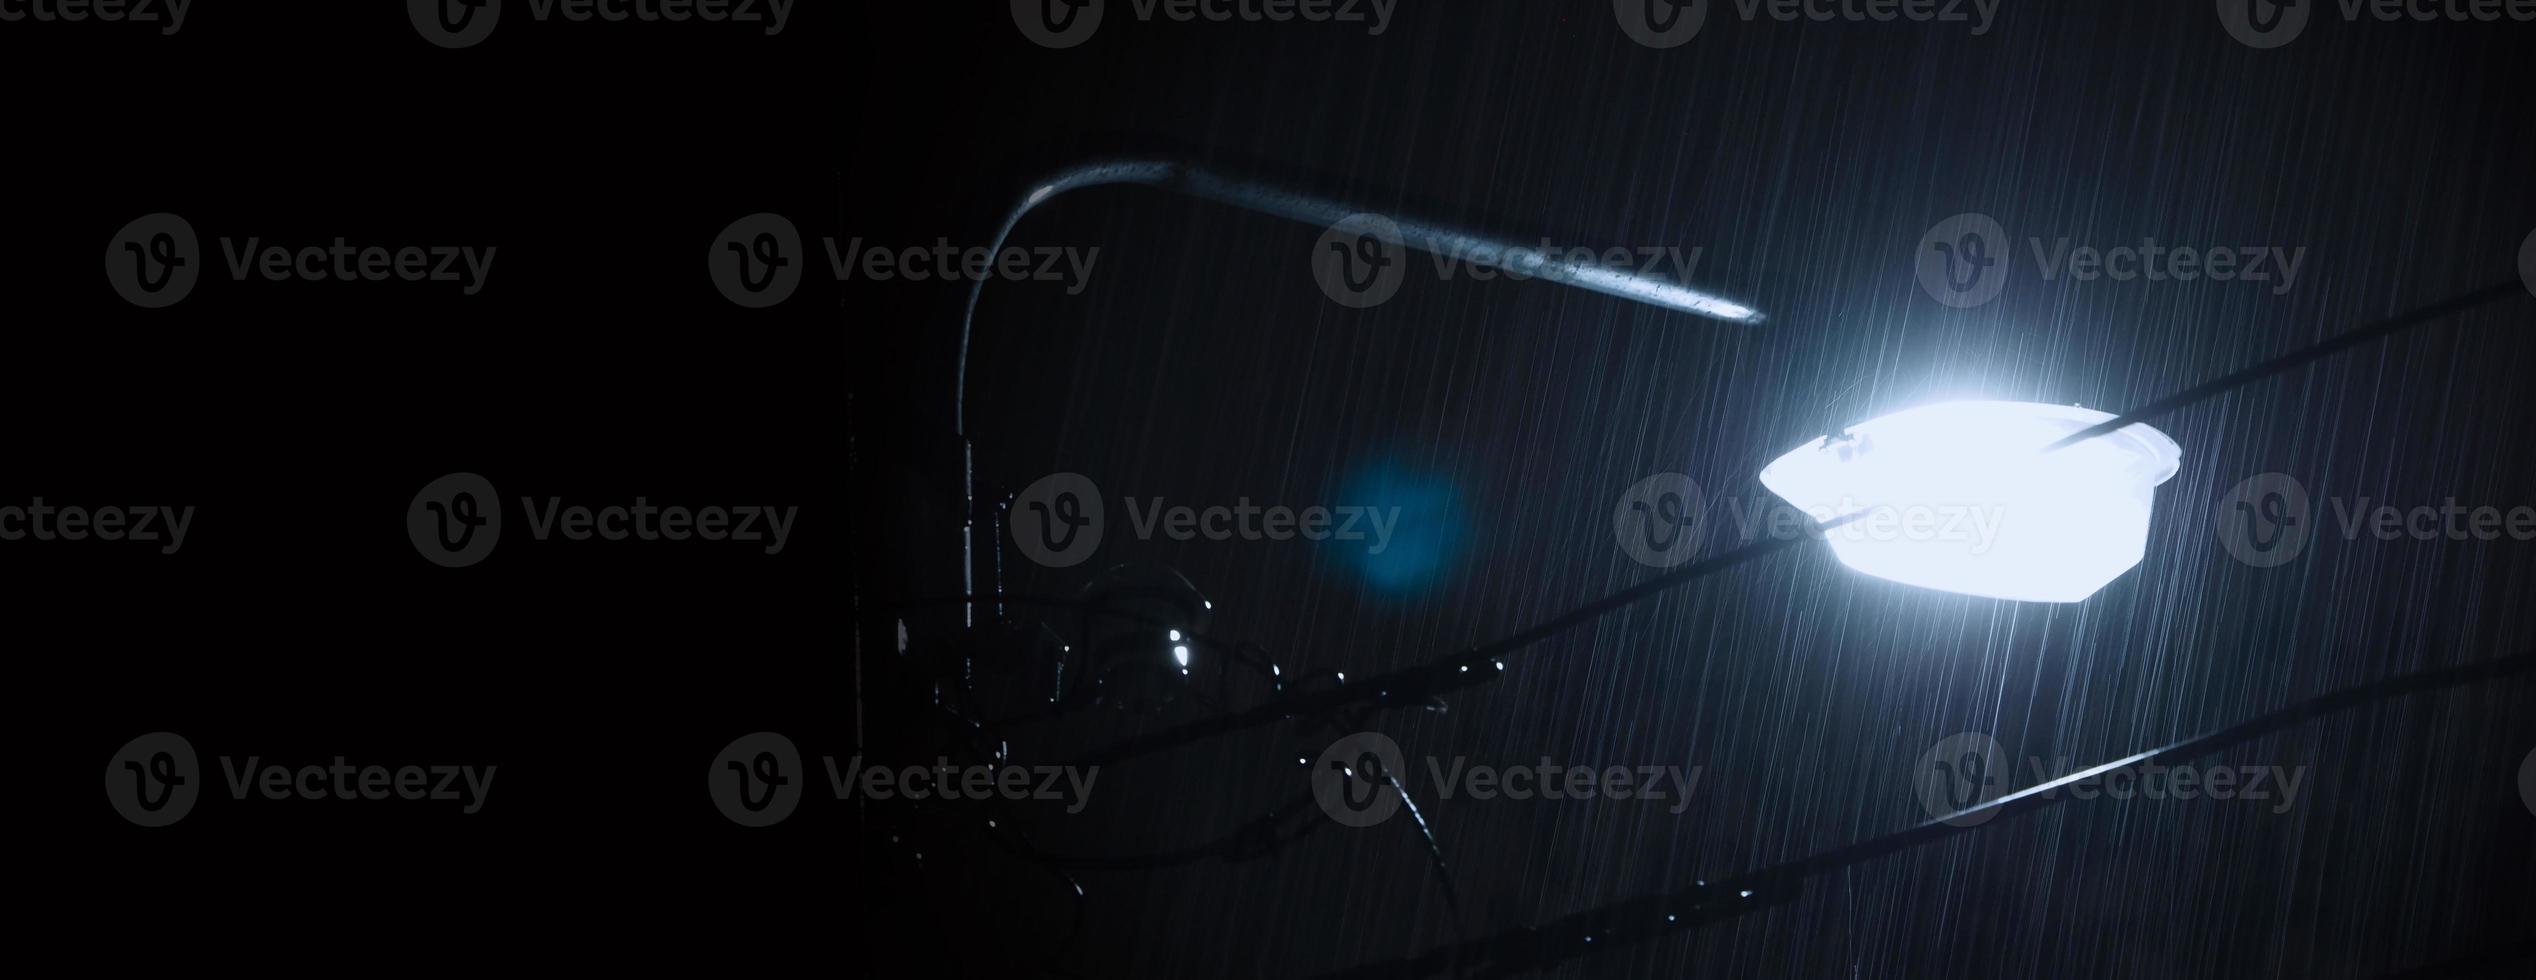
[1311,650,2536,980]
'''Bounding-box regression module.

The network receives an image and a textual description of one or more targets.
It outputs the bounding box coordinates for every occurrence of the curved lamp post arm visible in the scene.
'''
[959,159,1761,436]
[955,158,1767,623]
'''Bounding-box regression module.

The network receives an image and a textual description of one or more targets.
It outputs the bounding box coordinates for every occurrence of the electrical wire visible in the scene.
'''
[1307,650,2536,979]
[1056,277,2531,769]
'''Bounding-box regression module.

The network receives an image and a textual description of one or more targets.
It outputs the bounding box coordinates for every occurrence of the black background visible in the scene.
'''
[22,1,2536,976]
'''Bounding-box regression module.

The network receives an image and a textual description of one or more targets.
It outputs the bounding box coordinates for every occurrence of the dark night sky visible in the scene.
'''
[18,1,2532,975]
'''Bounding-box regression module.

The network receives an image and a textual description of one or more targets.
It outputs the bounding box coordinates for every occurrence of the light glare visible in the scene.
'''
[1757,400,2181,602]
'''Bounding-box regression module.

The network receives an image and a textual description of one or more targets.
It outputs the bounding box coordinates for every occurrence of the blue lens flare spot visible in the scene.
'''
[1335,461,1465,594]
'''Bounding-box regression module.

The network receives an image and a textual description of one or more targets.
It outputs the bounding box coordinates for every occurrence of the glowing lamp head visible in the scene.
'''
[1758,400,2181,603]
